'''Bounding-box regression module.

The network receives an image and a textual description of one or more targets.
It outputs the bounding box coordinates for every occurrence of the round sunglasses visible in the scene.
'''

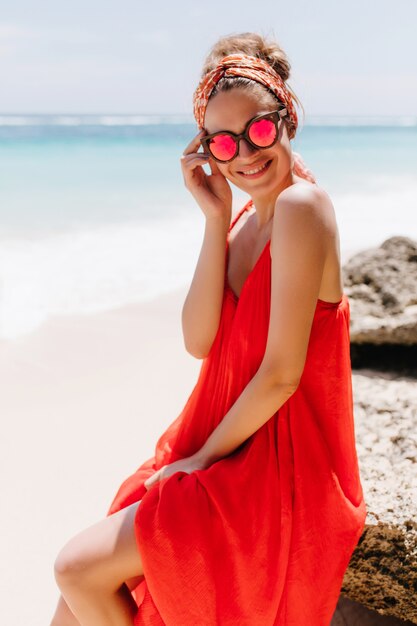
[200,107,288,163]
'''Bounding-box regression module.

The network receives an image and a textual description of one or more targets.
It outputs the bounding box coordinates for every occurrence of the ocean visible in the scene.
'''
[0,114,416,339]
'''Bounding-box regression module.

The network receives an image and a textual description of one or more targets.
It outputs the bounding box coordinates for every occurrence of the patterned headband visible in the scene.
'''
[193,53,298,139]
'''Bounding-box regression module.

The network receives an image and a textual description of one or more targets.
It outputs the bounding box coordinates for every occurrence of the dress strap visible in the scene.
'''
[227,199,254,235]
[224,199,254,292]
[226,198,254,254]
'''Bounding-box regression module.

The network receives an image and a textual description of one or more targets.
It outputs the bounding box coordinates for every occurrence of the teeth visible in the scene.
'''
[241,161,268,175]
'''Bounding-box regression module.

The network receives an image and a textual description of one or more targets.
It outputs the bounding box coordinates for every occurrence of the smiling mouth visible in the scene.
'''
[237,159,272,178]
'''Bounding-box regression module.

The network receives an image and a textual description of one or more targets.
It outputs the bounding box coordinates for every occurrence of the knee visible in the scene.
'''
[54,537,95,590]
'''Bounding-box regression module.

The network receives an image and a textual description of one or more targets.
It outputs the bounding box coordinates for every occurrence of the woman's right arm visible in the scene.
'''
[180,131,233,359]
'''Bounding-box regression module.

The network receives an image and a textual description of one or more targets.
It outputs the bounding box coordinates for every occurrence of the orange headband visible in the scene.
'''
[193,53,298,139]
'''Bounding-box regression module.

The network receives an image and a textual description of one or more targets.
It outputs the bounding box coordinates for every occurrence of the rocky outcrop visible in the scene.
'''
[343,236,417,349]
[339,371,417,624]
[332,594,416,625]
[332,236,417,624]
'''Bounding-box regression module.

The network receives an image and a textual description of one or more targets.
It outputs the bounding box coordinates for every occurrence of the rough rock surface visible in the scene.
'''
[331,236,417,626]
[343,236,417,346]
[331,595,416,625]
[335,364,417,622]
[327,236,417,623]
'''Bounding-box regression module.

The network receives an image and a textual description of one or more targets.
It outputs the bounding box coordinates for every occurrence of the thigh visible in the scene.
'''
[55,500,145,590]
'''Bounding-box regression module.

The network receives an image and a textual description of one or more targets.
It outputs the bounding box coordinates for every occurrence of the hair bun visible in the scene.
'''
[199,32,304,134]
[200,32,291,83]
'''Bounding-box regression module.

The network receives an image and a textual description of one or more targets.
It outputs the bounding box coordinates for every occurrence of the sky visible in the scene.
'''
[0,0,416,117]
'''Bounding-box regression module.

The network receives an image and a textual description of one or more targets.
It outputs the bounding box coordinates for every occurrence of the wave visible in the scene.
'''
[0,179,416,341]
[0,114,194,127]
[305,115,417,127]
[0,211,202,340]
[0,114,416,127]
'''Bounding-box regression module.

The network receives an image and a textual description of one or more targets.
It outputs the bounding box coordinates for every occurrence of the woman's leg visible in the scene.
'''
[53,500,145,626]
[50,576,145,625]
[50,594,80,626]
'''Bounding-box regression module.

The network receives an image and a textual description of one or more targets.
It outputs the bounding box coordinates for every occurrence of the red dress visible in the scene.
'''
[107,199,367,625]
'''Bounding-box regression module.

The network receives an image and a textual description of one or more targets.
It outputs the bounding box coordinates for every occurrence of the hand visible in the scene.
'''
[143,454,207,491]
[180,130,232,224]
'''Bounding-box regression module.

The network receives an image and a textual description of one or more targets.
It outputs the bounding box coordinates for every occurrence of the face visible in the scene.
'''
[203,89,293,196]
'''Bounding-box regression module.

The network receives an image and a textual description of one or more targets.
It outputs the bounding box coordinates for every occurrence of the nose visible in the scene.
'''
[238,138,259,159]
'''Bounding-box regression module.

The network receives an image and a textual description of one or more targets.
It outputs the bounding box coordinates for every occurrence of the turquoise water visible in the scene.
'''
[1,117,416,233]
[0,115,416,338]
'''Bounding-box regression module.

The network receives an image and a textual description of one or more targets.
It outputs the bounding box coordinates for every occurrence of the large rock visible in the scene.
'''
[327,237,417,623]
[343,236,417,346]
[341,371,417,623]
[332,371,417,623]
[331,594,416,625]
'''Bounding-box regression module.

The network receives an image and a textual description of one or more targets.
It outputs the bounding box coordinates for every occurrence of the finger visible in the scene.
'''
[180,156,210,184]
[208,158,222,176]
[180,153,209,170]
[182,129,206,156]
[181,152,209,162]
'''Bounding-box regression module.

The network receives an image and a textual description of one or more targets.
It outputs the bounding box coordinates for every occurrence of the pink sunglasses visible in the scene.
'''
[200,107,287,163]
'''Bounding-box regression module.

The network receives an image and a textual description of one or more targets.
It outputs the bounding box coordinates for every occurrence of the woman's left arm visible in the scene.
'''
[195,187,332,468]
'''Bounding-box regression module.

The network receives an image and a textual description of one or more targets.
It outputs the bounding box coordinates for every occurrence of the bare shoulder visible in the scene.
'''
[276,180,334,215]
[275,181,335,230]
[269,182,337,259]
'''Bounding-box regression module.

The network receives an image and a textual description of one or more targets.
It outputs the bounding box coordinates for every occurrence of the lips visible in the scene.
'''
[237,159,272,178]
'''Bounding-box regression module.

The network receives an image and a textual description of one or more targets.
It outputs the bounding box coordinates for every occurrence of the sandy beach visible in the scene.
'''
[0,286,201,625]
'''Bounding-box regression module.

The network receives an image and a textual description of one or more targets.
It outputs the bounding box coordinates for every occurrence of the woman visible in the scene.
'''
[51,32,367,625]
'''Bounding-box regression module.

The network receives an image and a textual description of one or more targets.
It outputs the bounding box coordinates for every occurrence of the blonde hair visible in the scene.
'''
[200,32,305,135]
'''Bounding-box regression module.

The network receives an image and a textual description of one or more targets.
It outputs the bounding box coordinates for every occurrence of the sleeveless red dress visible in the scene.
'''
[107,199,367,625]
